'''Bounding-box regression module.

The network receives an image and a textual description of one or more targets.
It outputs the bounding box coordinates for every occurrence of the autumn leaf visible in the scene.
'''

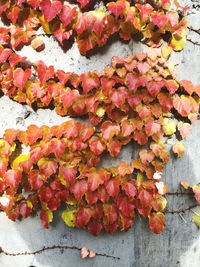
[38,158,58,177]
[172,142,185,157]
[62,209,77,227]
[192,186,200,203]
[40,0,62,22]
[148,212,165,234]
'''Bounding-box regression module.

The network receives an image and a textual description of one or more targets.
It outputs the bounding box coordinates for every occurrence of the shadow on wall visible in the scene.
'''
[180,236,200,267]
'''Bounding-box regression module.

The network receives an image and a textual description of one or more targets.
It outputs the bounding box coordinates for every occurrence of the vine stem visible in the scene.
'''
[187,38,200,46]
[188,26,200,35]
[0,245,120,260]
[166,192,193,196]
[164,204,200,214]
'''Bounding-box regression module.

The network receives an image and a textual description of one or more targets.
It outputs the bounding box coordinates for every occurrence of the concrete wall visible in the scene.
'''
[0,1,200,266]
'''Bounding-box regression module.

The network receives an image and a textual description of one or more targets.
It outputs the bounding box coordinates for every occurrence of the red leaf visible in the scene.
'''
[107,138,121,157]
[103,203,118,224]
[3,128,19,145]
[60,5,77,27]
[80,72,100,94]
[101,121,120,141]
[4,170,21,191]
[177,122,191,139]
[0,47,12,63]
[136,3,153,22]
[88,218,103,236]
[70,179,88,200]
[40,209,52,228]
[59,165,77,185]
[107,0,126,18]
[27,125,43,145]
[13,68,32,91]
[193,185,200,203]
[75,206,93,227]
[148,212,165,234]
[104,221,118,235]
[19,201,32,218]
[137,188,153,207]
[85,191,98,205]
[121,179,137,198]
[28,170,45,190]
[118,161,133,177]
[47,198,60,211]
[36,60,54,84]
[151,13,168,29]
[89,136,105,156]
[40,0,62,22]
[38,158,58,178]
[119,213,134,231]
[105,177,120,199]
[139,149,155,165]
[39,187,54,202]
[77,0,90,8]
[88,169,105,191]
[117,194,135,217]
[97,185,109,203]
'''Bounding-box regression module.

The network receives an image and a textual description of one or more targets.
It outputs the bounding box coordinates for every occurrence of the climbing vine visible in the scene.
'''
[0,0,200,240]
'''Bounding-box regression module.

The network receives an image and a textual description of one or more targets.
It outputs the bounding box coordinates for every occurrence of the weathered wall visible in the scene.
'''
[1,1,200,267]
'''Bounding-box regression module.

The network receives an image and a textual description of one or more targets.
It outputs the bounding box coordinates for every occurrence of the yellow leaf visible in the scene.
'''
[169,34,186,51]
[11,154,30,170]
[39,15,52,34]
[172,142,185,157]
[62,209,77,227]
[163,118,176,135]
[192,212,200,227]
[96,106,105,117]
[161,45,172,59]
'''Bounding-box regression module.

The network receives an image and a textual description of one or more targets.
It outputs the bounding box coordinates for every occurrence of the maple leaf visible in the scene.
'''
[121,179,137,198]
[151,196,167,212]
[105,177,120,199]
[118,161,133,177]
[107,138,122,157]
[137,188,153,207]
[28,170,45,190]
[139,149,155,165]
[148,212,165,234]
[88,218,103,236]
[88,168,106,191]
[136,3,153,22]
[80,72,100,95]
[38,158,58,178]
[0,47,12,63]
[89,136,105,156]
[107,0,126,18]
[97,185,109,203]
[85,191,98,205]
[172,142,185,157]
[4,169,22,191]
[80,246,89,258]
[19,201,32,218]
[27,124,43,145]
[117,194,135,217]
[59,164,77,185]
[40,208,53,228]
[192,186,200,203]
[180,180,190,190]
[101,121,120,141]
[70,179,88,201]
[177,122,191,139]
[75,206,93,228]
[40,0,62,22]
[36,60,54,84]
[103,203,118,225]
[13,68,32,91]
[60,5,77,27]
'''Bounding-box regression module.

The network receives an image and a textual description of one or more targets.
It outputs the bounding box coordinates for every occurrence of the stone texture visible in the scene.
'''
[0,2,200,267]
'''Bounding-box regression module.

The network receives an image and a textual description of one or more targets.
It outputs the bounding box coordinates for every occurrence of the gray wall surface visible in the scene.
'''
[0,1,200,267]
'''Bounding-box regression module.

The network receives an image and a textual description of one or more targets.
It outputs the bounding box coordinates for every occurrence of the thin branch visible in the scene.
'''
[164,204,200,214]
[166,191,193,196]
[0,245,120,260]
[187,38,200,46]
[188,27,200,35]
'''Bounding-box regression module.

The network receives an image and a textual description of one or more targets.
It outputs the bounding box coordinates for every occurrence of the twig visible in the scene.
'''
[188,27,200,35]
[0,245,120,260]
[187,38,200,46]
[164,204,200,214]
[166,192,193,196]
